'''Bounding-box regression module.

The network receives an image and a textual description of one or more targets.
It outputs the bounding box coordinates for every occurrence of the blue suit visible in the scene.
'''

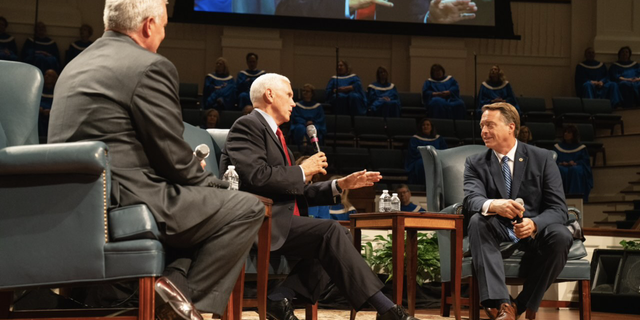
[463,142,572,312]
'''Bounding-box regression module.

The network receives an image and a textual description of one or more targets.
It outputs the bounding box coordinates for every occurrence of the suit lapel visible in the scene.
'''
[252,112,289,165]
[511,143,527,199]
[488,150,508,199]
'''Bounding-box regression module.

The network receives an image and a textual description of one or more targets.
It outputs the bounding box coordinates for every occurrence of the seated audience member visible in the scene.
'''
[202,109,220,129]
[39,69,58,139]
[48,0,264,317]
[65,24,93,66]
[236,52,265,108]
[396,184,426,212]
[325,59,367,116]
[518,125,532,144]
[290,83,327,152]
[22,21,60,73]
[203,57,236,110]
[0,16,18,61]
[367,66,401,118]
[242,104,254,115]
[575,47,621,107]
[405,118,447,184]
[554,125,593,202]
[422,63,465,119]
[477,65,520,117]
[609,46,640,109]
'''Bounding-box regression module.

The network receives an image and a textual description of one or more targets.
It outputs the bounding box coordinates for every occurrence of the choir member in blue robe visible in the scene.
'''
[422,63,466,119]
[65,24,93,66]
[554,125,594,202]
[575,47,621,107]
[22,22,60,73]
[477,65,520,117]
[367,66,401,118]
[194,0,232,12]
[609,46,640,109]
[329,203,357,221]
[405,118,447,184]
[203,57,237,110]
[0,17,18,61]
[308,205,331,219]
[325,59,367,116]
[396,184,426,212]
[290,83,327,151]
[201,109,220,129]
[236,52,265,108]
[39,69,58,139]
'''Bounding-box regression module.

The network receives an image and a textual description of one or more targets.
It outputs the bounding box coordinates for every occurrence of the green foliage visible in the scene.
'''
[620,239,640,250]
[362,232,440,284]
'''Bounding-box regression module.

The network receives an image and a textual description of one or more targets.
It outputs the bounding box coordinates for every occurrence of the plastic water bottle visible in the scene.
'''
[222,165,239,191]
[379,190,391,212]
[391,193,401,212]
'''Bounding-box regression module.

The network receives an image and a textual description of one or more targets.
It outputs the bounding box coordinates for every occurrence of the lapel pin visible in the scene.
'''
[519,158,523,162]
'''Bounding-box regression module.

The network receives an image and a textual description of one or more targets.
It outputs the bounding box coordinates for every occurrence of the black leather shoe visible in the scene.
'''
[155,277,203,320]
[376,305,420,320]
[266,298,299,320]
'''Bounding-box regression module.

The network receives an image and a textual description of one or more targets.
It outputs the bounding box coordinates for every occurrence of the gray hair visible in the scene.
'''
[250,73,290,105]
[104,0,167,33]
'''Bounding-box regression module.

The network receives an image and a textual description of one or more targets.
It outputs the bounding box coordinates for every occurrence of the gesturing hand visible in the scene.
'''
[489,199,524,220]
[337,170,383,190]
[428,0,477,24]
[300,152,328,182]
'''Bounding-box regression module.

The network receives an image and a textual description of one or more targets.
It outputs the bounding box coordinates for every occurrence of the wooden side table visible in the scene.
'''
[350,212,463,320]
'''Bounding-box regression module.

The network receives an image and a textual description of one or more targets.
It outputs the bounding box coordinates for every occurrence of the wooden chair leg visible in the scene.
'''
[256,211,272,320]
[525,309,536,319]
[233,266,245,320]
[0,291,12,319]
[139,277,156,320]
[305,302,318,320]
[469,276,480,320]
[222,297,233,320]
[440,282,451,317]
[350,308,357,320]
[579,280,591,320]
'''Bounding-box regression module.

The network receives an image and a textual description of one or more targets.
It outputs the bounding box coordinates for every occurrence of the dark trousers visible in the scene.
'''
[162,190,265,315]
[271,216,384,310]
[468,213,573,312]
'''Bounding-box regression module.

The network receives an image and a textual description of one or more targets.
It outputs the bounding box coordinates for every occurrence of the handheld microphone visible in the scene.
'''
[306,124,321,153]
[514,198,524,224]
[194,144,210,161]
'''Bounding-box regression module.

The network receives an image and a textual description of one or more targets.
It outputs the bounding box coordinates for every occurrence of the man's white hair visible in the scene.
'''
[250,73,290,105]
[104,0,167,33]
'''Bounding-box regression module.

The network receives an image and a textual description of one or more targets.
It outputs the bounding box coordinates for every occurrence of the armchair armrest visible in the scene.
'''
[440,203,463,215]
[109,204,162,241]
[0,141,108,176]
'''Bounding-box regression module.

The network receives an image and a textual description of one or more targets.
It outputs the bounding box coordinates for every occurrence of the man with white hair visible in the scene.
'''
[220,73,423,320]
[48,0,264,318]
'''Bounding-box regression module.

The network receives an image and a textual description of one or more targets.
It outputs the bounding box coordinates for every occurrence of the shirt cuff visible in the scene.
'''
[481,200,496,216]
[298,165,305,183]
[331,179,341,196]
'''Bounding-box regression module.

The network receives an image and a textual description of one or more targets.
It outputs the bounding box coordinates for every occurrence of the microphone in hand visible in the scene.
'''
[306,124,321,153]
[514,198,524,224]
[194,144,210,161]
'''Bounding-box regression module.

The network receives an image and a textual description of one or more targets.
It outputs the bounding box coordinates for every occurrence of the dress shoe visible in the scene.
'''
[155,277,203,320]
[376,305,420,320]
[484,301,518,320]
[266,298,299,320]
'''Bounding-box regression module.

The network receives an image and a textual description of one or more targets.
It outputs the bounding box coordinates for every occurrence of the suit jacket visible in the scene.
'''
[219,111,338,250]
[463,142,568,234]
[48,31,228,235]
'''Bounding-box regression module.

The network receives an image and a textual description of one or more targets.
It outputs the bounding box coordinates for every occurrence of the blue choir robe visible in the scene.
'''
[400,202,426,213]
[329,204,357,221]
[609,61,640,109]
[236,69,265,107]
[0,33,18,61]
[308,205,331,219]
[22,37,60,73]
[325,74,367,116]
[65,40,92,66]
[554,142,593,202]
[477,81,521,117]
[290,100,327,147]
[39,88,54,138]
[194,0,232,12]
[405,134,447,184]
[203,73,237,110]
[367,82,401,118]
[575,60,621,107]
[422,75,466,119]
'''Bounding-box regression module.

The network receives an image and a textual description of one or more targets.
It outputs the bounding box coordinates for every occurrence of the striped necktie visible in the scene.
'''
[502,156,519,243]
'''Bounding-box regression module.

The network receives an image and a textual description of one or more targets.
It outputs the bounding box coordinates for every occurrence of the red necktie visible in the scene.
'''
[276,128,300,216]
[356,4,376,20]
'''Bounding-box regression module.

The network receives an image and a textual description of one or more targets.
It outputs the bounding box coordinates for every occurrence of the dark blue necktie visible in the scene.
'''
[502,156,519,243]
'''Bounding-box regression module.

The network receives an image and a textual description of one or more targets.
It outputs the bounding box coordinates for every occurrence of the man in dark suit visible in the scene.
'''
[219,73,421,320]
[48,0,264,317]
[463,102,573,320]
